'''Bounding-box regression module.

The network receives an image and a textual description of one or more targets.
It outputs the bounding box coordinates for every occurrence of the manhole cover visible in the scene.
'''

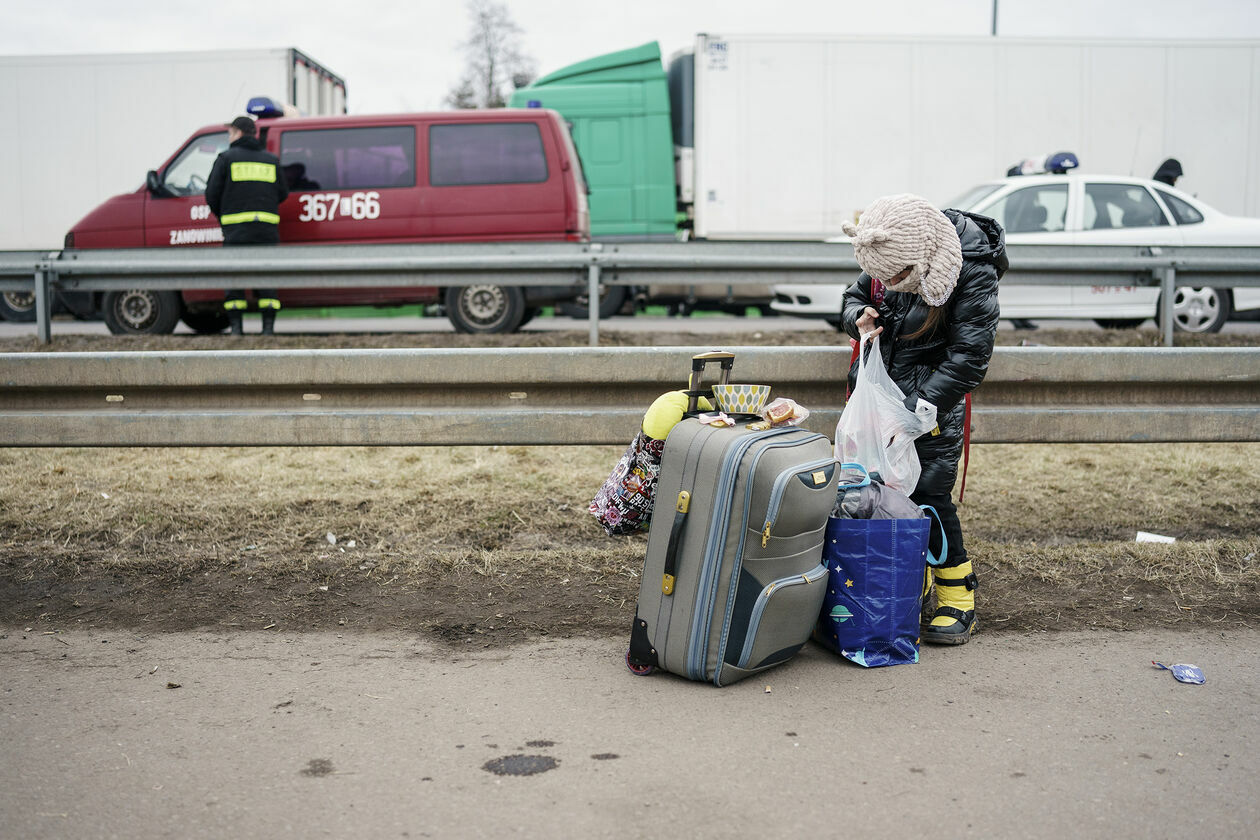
[482,755,559,776]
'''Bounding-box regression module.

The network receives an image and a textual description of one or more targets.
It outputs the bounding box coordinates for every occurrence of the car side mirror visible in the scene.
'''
[146,170,162,193]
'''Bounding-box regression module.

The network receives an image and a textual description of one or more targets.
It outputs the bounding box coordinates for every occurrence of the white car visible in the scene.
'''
[771,174,1260,333]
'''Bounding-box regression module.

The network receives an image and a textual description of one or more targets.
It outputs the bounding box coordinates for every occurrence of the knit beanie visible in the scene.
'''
[840,194,963,306]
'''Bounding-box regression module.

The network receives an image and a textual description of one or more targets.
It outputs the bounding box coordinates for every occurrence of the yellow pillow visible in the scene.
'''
[642,390,713,440]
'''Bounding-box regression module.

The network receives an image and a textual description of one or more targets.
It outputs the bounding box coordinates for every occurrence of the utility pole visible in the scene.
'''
[991,0,999,36]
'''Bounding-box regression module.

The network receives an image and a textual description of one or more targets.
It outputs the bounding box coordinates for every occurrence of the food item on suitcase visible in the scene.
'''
[625,352,839,687]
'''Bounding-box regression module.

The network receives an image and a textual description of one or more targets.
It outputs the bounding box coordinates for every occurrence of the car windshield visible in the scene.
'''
[945,183,1003,210]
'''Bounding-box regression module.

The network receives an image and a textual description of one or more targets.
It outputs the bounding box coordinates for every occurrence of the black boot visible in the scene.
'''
[261,311,276,335]
[228,312,243,336]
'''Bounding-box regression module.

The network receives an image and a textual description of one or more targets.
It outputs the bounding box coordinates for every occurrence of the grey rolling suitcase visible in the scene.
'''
[626,352,839,686]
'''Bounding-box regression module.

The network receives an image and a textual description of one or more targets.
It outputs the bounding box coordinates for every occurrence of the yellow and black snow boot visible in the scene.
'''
[922,561,978,645]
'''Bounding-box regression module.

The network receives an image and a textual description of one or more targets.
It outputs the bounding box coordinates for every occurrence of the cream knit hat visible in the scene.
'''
[840,194,963,306]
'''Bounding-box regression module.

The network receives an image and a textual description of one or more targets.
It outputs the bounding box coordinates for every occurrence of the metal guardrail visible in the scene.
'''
[2,242,1258,345]
[2,346,1256,447]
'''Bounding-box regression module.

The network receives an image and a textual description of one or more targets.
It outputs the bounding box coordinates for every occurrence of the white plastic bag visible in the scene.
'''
[835,333,938,493]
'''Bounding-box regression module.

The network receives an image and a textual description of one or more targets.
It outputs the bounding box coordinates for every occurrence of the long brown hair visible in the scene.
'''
[902,305,945,341]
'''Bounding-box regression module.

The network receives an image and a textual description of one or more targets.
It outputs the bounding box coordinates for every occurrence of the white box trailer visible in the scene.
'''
[684,34,1260,239]
[0,47,346,250]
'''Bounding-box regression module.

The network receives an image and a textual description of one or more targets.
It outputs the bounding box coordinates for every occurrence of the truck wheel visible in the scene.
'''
[557,284,629,319]
[444,285,525,334]
[1159,286,1230,334]
[180,310,231,334]
[0,291,37,322]
[102,290,182,335]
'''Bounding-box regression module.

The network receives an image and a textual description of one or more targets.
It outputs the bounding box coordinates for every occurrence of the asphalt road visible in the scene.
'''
[2,628,1255,839]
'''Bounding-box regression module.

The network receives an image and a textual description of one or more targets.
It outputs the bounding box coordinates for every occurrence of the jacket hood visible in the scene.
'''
[1154,158,1183,181]
[945,208,1006,269]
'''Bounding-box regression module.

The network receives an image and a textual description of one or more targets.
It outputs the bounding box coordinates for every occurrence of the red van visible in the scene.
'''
[63,105,589,333]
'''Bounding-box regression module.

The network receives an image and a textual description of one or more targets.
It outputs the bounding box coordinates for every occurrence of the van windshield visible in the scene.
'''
[163,132,228,196]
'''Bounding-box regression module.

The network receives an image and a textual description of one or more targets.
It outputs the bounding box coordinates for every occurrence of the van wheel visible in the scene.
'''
[445,285,525,334]
[102,290,182,335]
[0,291,37,322]
[1158,286,1230,334]
[557,284,629,319]
[181,310,230,334]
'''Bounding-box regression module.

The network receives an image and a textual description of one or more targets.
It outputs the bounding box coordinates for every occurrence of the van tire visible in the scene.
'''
[102,290,183,335]
[557,284,629,319]
[445,285,525,334]
[0,291,37,322]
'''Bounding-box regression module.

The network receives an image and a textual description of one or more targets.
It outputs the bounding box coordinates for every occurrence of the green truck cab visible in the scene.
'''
[510,42,677,242]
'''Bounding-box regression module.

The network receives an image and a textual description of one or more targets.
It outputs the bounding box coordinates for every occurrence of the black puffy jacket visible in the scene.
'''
[840,210,1006,497]
[205,136,289,245]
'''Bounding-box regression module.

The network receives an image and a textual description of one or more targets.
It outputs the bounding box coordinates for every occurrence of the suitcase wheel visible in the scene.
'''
[625,649,655,676]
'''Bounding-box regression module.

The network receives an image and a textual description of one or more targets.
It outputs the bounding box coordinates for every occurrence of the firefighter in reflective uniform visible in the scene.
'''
[205,115,290,335]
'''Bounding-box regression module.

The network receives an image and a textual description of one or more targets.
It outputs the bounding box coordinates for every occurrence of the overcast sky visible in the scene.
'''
[5,0,1260,114]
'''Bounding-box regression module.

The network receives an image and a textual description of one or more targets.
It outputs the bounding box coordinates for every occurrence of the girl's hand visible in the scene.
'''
[856,306,883,338]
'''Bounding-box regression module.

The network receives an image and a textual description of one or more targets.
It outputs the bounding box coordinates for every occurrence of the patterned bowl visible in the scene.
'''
[711,383,771,415]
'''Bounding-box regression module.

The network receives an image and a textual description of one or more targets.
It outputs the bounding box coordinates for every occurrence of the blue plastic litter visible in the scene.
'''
[1152,661,1206,684]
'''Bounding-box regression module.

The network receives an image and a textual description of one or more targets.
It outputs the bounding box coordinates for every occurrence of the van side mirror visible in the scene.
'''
[146,169,176,198]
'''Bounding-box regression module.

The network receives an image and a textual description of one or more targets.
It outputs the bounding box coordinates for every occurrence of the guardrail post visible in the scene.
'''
[34,265,52,345]
[587,243,603,347]
[1157,266,1175,347]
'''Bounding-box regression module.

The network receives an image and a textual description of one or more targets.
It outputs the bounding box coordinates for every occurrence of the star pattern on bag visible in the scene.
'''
[845,578,854,588]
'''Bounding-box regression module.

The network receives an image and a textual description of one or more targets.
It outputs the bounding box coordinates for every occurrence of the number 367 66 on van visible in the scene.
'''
[62,101,590,334]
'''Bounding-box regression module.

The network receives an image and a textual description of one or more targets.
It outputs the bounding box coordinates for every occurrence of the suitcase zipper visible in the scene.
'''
[759,456,837,547]
[736,562,828,669]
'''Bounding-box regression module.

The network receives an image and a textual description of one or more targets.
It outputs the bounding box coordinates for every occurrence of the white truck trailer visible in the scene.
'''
[676,34,1260,239]
[0,47,346,251]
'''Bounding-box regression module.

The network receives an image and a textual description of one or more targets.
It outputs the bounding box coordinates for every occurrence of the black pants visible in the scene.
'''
[223,235,278,309]
[910,489,967,570]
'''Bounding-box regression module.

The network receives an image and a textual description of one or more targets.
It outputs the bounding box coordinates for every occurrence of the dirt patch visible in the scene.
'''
[2,325,1258,646]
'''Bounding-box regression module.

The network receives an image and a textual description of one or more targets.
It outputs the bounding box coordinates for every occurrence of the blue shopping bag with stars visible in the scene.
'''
[814,508,943,668]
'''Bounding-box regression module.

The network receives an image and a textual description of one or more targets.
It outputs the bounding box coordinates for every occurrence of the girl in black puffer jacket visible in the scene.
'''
[840,194,1006,645]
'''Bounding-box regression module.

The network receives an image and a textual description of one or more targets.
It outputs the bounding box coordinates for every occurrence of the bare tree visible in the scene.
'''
[445,0,536,109]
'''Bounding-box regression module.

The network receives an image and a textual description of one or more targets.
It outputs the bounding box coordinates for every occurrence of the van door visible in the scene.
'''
[272,122,430,307]
[424,120,566,239]
[144,131,228,247]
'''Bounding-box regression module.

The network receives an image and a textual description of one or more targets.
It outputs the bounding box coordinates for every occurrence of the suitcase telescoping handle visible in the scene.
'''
[686,351,734,414]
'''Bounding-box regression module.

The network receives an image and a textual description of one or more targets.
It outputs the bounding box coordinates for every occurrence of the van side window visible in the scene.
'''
[163,132,228,196]
[280,126,416,190]
[430,123,548,186]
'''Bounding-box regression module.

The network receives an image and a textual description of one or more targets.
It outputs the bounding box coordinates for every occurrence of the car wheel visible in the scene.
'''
[1094,319,1144,329]
[180,310,231,334]
[0,291,37,322]
[102,290,183,335]
[444,285,525,334]
[556,284,628,319]
[1159,286,1230,334]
